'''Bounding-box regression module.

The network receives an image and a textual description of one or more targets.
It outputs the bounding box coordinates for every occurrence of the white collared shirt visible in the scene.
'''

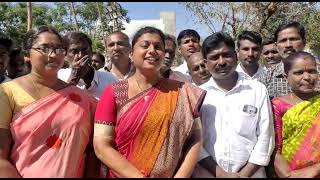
[236,64,265,80]
[58,68,117,99]
[174,61,189,75]
[198,74,274,177]
[105,63,135,80]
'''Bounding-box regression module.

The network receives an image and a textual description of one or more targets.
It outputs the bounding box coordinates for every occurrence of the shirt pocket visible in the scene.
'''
[233,110,258,138]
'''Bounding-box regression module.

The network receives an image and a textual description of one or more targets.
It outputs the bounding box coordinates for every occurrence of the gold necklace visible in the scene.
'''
[28,75,42,99]
[134,77,144,92]
[133,75,161,93]
[134,77,152,101]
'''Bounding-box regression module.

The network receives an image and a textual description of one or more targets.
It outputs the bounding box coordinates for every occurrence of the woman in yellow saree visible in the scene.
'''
[272,51,320,178]
[94,27,206,178]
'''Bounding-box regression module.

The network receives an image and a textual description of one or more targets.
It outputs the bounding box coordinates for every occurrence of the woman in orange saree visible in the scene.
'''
[0,26,97,177]
[94,27,206,178]
[272,51,320,178]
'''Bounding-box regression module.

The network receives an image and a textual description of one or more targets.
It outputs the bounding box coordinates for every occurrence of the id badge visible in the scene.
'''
[243,104,258,115]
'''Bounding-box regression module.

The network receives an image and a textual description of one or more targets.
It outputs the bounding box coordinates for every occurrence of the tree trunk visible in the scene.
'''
[27,2,32,30]
[69,2,79,31]
[96,2,107,51]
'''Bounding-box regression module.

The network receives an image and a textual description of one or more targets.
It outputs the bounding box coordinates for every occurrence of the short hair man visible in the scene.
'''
[258,21,309,98]
[236,31,264,80]
[187,52,210,86]
[104,31,134,80]
[7,48,28,79]
[192,32,274,178]
[91,52,105,71]
[160,34,191,83]
[0,34,13,83]
[174,29,201,75]
[261,37,281,68]
[58,32,117,99]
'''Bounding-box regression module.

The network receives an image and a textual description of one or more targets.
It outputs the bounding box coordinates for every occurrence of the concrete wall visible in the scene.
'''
[122,11,176,40]
[123,19,165,40]
[160,11,176,37]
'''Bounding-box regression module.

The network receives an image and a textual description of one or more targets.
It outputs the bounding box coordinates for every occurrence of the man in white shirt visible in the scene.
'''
[174,29,201,76]
[58,32,117,99]
[104,31,134,80]
[193,32,274,178]
[236,31,264,80]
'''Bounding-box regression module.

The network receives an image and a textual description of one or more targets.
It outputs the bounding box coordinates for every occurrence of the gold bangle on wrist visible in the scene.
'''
[285,173,291,178]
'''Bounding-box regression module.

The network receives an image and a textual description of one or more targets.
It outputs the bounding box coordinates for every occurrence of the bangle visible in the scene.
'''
[285,172,291,178]
[143,175,149,178]
[141,170,149,178]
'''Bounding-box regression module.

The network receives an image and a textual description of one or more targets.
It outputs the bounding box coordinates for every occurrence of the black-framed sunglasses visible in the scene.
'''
[32,47,66,55]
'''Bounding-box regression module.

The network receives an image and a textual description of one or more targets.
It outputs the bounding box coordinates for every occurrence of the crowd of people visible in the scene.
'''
[0,19,319,178]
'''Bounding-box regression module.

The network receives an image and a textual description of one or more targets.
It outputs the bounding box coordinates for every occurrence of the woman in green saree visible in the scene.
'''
[272,51,320,178]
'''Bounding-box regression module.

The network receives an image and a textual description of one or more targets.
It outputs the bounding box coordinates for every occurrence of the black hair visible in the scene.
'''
[262,36,276,46]
[131,26,165,49]
[22,26,63,57]
[275,21,306,44]
[202,31,235,58]
[177,29,200,46]
[164,34,177,48]
[9,48,22,66]
[0,32,13,52]
[237,30,262,49]
[92,52,105,63]
[63,31,92,51]
[283,51,316,75]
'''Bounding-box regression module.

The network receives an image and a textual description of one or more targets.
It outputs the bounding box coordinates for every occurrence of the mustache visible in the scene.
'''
[284,49,296,53]
[112,51,123,55]
[215,67,230,71]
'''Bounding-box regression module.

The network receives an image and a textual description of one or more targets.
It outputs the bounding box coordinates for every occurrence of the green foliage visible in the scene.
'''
[32,5,52,26]
[0,2,53,47]
[302,9,320,55]
[0,2,130,53]
[92,38,105,53]
[49,2,74,33]
[0,2,28,47]
[181,2,320,55]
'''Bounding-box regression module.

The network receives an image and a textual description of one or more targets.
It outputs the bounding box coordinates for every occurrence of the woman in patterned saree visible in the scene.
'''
[94,26,206,178]
[0,26,97,177]
[272,51,320,178]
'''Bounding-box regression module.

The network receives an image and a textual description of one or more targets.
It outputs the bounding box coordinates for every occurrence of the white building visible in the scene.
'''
[123,11,176,40]
[123,19,165,39]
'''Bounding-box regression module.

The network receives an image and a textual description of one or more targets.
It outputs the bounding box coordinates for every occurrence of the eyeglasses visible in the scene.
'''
[32,47,66,55]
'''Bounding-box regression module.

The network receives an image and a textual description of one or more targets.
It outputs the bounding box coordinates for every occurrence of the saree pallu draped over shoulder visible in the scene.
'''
[10,86,96,178]
[281,95,320,170]
[110,79,206,178]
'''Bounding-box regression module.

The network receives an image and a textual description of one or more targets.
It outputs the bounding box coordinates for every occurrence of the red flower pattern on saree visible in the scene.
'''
[46,134,63,149]
[69,93,81,102]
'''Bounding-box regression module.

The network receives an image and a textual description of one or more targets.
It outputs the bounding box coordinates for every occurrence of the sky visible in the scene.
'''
[119,2,214,39]
[35,2,214,39]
